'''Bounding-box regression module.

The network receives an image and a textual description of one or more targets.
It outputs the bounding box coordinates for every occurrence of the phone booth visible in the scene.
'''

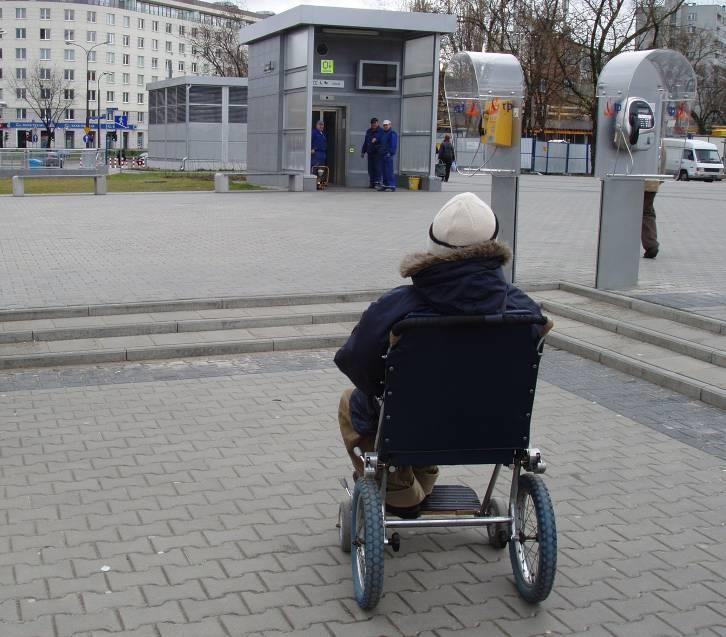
[594,49,696,289]
[444,52,524,282]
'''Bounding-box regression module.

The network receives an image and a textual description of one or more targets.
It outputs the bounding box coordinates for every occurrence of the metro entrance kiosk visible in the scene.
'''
[594,49,696,289]
[444,52,524,283]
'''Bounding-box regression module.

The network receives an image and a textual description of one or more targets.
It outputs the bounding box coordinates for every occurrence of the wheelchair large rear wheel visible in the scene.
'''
[351,478,385,610]
[509,473,557,603]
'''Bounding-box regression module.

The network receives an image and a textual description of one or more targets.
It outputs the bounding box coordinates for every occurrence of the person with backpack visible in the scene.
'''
[437,134,456,182]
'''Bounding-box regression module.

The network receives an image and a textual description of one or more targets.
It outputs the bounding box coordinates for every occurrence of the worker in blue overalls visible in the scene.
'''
[377,119,398,192]
[361,117,383,189]
[311,120,327,174]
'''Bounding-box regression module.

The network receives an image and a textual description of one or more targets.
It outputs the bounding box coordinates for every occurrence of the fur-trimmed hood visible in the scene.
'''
[399,241,512,278]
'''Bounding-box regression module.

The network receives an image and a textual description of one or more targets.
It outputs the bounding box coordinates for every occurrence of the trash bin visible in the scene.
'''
[408,176,421,190]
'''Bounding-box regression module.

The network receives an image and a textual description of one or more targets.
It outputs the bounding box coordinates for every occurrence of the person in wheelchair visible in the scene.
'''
[335,192,553,518]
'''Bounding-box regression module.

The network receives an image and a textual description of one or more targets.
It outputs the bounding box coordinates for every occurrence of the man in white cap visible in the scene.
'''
[377,119,398,191]
[335,192,551,517]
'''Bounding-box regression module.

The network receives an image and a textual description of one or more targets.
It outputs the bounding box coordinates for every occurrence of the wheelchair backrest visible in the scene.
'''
[377,314,544,466]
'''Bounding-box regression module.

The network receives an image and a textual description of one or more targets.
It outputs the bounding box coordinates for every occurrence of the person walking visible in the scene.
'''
[334,192,552,517]
[437,134,456,182]
[311,120,327,174]
[361,117,383,189]
[642,180,661,258]
[377,120,398,192]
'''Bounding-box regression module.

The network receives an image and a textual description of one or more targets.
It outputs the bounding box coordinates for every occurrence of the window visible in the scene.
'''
[191,28,199,38]
[137,56,144,67]
[40,68,51,80]
[178,43,185,54]
[40,29,51,40]
[89,109,97,118]
[64,69,74,80]
[64,30,75,42]
[65,9,75,21]
[123,92,129,103]
[40,88,51,99]
[87,11,97,23]
[123,35,130,47]
[16,68,27,80]
[137,74,144,86]
[88,51,96,62]
[165,59,173,74]
[17,108,27,119]
[137,111,144,123]
[165,23,173,34]
[137,93,144,104]
[16,7,27,19]
[89,89,96,101]
[88,70,96,81]
[138,38,145,48]
[40,8,51,20]
[16,88,27,99]
[123,16,130,28]
[106,72,115,83]
[151,58,158,70]
[64,89,75,100]
[107,52,115,64]
[107,91,115,102]
[152,39,159,51]
[65,109,75,120]
[123,73,130,84]
[64,49,75,61]
[688,12,697,20]
[87,31,97,43]
[16,49,27,60]
[16,28,27,39]
[177,61,184,72]
[191,62,198,73]
[152,21,159,32]
[106,14,115,26]
[107,33,116,45]
[41,108,52,119]
[40,49,51,61]
[151,75,158,82]
[138,18,145,29]
[137,132,144,149]
[179,26,186,36]
[122,54,130,65]
[166,41,173,53]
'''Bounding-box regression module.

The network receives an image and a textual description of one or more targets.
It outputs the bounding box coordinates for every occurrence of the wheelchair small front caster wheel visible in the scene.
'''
[485,497,509,550]
[338,499,352,554]
[389,532,401,553]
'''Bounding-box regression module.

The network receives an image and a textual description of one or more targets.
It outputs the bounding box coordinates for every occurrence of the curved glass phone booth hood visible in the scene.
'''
[595,49,697,179]
[443,52,524,176]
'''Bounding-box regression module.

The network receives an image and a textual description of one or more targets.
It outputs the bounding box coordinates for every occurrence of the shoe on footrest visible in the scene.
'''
[385,503,421,519]
[419,484,481,514]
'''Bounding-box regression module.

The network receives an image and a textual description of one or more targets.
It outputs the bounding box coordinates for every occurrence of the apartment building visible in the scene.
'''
[0,0,261,149]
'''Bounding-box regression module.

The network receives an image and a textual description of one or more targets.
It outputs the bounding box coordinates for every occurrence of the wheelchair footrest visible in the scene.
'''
[420,485,481,513]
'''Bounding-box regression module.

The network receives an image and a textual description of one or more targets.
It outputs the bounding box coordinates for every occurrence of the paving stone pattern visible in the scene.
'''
[1,177,724,314]
[1,358,726,636]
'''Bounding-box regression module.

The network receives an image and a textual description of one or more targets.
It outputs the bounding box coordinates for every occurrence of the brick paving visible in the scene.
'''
[1,350,726,636]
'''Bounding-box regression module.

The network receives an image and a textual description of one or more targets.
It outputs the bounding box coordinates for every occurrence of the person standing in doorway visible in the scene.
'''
[361,118,383,188]
[377,120,398,192]
[642,180,661,259]
[311,120,327,174]
[437,134,456,182]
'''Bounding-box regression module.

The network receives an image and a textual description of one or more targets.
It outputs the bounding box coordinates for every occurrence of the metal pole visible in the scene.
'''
[97,75,102,150]
[65,40,108,148]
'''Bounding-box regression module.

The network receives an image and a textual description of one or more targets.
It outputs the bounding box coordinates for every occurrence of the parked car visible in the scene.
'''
[662,138,724,182]
[28,152,64,168]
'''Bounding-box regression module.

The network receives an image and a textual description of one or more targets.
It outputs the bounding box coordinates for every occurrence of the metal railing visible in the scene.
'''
[0,148,107,172]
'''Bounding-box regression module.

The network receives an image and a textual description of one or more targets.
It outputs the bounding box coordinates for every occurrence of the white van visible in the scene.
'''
[662,138,724,182]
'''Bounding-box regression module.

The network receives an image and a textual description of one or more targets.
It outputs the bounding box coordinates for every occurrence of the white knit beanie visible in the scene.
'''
[427,192,499,256]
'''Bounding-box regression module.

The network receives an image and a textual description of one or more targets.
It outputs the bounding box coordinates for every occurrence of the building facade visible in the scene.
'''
[0,0,261,149]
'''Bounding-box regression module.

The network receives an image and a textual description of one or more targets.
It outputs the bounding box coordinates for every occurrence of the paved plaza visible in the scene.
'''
[1,176,725,636]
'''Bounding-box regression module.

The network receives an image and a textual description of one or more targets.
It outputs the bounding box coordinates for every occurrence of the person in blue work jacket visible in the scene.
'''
[377,119,398,192]
[361,117,383,188]
[311,120,327,174]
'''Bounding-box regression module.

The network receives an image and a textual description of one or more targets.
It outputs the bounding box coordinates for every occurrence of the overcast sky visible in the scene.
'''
[246,0,402,14]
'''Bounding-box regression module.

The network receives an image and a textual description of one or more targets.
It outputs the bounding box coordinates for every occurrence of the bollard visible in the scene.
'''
[214,173,229,193]
[12,176,25,197]
[94,175,107,195]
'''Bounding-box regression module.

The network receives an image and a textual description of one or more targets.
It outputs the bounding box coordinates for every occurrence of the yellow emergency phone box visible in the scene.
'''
[483,99,513,147]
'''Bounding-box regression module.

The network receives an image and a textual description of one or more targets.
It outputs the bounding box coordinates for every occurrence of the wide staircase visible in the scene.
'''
[1,283,724,409]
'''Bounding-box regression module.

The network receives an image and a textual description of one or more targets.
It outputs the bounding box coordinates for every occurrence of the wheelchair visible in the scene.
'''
[337,313,557,610]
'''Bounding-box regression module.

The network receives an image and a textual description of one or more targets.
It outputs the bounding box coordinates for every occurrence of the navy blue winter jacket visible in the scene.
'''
[334,241,543,434]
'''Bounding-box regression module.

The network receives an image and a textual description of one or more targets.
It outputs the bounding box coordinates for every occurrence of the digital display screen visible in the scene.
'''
[358,61,399,91]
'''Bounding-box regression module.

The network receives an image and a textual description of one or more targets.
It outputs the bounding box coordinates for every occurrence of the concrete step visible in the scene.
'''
[533,288,726,368]
[535,286,726,410]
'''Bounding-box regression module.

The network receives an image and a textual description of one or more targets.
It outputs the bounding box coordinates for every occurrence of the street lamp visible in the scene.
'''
[64,39,109,148]
[97,72,111,150]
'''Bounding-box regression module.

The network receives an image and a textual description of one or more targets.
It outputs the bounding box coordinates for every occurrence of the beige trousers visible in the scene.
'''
[338,388,439,507]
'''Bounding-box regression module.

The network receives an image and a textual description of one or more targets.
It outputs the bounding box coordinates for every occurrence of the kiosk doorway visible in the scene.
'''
[311,107,346,186]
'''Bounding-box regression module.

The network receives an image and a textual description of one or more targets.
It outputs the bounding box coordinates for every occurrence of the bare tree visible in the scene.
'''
[186,2,249,77]
[10,63,73,146]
